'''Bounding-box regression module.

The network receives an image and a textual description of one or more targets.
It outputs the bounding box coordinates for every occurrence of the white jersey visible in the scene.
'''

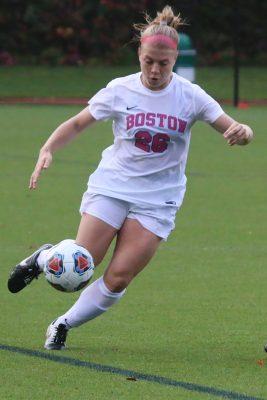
[87,72,223,209]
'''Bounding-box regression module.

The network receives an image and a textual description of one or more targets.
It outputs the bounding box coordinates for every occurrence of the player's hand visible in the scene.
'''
[223,122,252,146]
[29,149,53,189]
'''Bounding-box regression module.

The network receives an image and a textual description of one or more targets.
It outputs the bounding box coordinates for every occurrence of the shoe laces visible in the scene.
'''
[21,263,40,282]
[53,324,68,345]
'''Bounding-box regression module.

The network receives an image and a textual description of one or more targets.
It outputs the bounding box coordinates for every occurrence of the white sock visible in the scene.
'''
[36,249,51,271]
[56,276,126,328]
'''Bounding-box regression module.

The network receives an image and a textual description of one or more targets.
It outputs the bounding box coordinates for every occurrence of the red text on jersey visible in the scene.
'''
[126,112,187,134]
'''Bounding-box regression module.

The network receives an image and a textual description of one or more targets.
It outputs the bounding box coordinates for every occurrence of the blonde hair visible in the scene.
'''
[134,5,186,46]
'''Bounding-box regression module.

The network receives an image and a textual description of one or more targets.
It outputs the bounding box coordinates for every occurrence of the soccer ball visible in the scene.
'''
[43,239,94,292]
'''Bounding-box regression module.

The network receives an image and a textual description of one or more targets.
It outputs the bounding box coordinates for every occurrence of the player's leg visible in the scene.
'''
[44,195,130,349]
[45,219,161,349]
[102,204,175,292]
[103,218,161,291]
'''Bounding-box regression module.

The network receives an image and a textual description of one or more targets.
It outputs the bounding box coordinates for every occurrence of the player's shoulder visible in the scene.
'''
[173,74,210,99]
[173,73,200,91]
[106,73,140,89]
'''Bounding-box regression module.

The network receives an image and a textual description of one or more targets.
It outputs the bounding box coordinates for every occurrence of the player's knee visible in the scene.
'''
[104,270,132,292]
[109,277,129,292]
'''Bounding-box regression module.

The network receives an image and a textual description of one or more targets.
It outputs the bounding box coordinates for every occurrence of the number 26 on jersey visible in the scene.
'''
[134,131,170,153]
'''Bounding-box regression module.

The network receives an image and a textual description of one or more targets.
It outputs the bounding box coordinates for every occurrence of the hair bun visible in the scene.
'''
[133,5,186,45]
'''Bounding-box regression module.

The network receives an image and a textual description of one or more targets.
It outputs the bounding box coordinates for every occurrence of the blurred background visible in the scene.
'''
[0,0,266,103]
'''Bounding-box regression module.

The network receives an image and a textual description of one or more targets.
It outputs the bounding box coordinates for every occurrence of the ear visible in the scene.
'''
[138,46,141,57]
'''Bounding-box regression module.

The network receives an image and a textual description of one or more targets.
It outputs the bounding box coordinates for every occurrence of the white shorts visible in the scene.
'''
[79,192,178,241]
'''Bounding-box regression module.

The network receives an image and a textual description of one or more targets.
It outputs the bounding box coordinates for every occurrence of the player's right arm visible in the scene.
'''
[29,108,96,189]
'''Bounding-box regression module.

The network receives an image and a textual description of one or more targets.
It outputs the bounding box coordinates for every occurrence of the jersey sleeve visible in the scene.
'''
[193,85,224,123]
[88,83,115,121]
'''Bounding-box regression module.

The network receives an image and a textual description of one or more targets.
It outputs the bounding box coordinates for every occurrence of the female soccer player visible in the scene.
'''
[8,6,253,350]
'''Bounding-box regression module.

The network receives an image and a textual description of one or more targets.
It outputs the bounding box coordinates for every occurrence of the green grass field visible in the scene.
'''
[0,66,266,101]
[1,104,267,399]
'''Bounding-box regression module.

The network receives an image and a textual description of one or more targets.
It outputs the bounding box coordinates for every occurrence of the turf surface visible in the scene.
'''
[0,104,266,399]
[0,66,266,101]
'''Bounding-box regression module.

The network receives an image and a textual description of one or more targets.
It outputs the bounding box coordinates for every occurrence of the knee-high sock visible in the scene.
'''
[56,276,126,328]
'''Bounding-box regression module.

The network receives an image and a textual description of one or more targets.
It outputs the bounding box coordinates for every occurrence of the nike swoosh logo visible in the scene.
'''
[126,106,137,110]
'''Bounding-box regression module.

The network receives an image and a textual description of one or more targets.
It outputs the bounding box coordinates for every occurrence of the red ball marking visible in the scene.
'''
[49,258,61,272]
[78,256,88,271]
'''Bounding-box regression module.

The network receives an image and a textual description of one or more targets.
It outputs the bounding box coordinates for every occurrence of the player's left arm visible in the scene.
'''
[211,113,254,146]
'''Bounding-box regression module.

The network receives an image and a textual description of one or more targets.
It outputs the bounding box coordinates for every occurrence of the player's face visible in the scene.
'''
[139,44,177,91]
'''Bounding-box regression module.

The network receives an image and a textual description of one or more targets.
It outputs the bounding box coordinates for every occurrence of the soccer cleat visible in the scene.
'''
[44,319,69,350]
[7,243,53,293]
